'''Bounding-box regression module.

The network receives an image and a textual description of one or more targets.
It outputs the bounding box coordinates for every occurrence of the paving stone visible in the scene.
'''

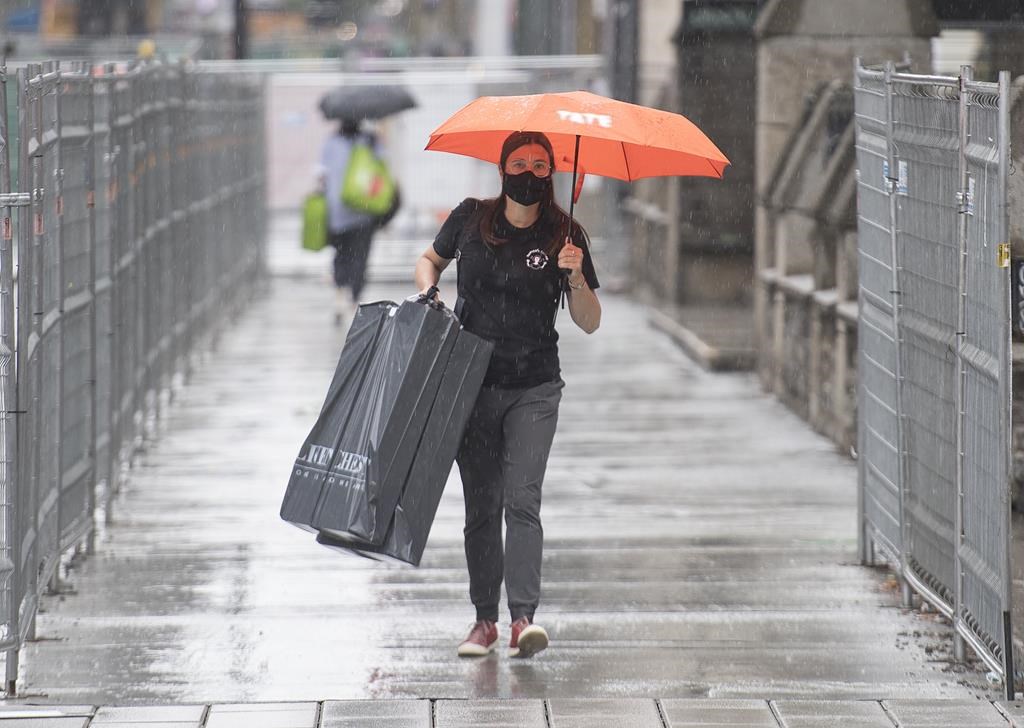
[660,699,779,726]
[204,702,318,728]
[320,700,430,727]
[0,708,93,718]
[92,705,206,723]
[548,698,662,728]
[4,700,1024,727]
[773,700,893,728]
[434,700,547,727]
[883,699,1009,727]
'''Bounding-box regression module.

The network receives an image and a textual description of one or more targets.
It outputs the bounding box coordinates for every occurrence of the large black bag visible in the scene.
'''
[316,327,493,565]
[280,293,461,545]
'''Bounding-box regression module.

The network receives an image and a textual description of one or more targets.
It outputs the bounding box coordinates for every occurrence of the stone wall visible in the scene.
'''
[757,80,859,451]
[758,69,1024,469]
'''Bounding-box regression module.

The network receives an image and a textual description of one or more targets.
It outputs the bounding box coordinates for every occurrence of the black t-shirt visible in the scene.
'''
[432,198,600,389]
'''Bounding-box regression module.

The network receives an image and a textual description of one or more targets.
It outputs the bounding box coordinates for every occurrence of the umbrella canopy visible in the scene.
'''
[319,85,417,121]
[425,90,729,181]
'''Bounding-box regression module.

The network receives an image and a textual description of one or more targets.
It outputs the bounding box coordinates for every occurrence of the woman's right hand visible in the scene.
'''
[415,286,444,309]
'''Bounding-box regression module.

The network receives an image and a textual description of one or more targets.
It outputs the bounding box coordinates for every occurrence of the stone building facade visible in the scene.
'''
[673,1,758,306]
[752,0,935,420]
[618,0,1024,474]
[625,0,758,310]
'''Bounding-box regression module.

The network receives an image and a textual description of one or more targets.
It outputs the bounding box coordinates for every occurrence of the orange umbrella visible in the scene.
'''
[426,90,730,299]
[426,90,730,184]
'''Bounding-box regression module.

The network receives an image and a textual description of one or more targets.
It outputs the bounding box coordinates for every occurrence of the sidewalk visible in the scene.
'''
[1,216,998,711]
[5,698,1024,726]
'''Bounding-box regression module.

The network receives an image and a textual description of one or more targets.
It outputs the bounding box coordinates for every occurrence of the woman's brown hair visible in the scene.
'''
[473,131,588,257]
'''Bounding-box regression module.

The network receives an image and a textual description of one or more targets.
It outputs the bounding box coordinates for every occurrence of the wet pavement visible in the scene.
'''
[2,216,999,711]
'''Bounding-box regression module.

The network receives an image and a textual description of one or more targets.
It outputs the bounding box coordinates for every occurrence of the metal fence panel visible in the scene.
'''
[166,69,187,381]
[959,75,1013,674]
[132,68,155,436]
[889,76,961,613]
[109,71,139,475]
[14,67,39,660]
[152,67,174,399]
[56,67,95,551]
[27,65,63,597]
[0,60,267,694]
[854,65,903,561]
[855,59,1015,692]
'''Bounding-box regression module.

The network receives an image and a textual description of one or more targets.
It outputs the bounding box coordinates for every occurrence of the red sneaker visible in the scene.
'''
[457,620,498,657]
[509,617,548,658]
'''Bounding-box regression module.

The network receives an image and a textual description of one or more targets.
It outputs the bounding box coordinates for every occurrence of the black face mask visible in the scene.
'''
[502,170,552,206]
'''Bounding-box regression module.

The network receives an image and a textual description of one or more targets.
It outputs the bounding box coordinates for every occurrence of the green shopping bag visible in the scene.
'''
[341,143,396,217]
[302,192,329,251]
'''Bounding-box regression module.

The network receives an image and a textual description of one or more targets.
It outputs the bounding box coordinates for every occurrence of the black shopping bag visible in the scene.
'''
[316,327,493,565]
[280,293,459,545]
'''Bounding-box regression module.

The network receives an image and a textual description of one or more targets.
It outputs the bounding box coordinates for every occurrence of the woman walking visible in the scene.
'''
[414,131,601,659]
[320,119,380,325]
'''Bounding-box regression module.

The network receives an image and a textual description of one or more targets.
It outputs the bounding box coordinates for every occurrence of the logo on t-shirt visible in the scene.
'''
[526,249,549,270]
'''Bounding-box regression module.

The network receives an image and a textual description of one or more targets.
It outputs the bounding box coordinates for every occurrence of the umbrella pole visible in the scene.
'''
[561,134,581,310]
[568,134,580,240]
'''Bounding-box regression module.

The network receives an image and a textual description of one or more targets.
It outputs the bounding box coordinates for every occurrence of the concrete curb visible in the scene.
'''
[648,307,756,372]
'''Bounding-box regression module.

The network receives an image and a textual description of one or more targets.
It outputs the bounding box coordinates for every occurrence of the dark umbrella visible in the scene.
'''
[319,85,417,121]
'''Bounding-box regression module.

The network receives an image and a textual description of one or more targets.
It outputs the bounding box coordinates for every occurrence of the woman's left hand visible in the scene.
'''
[558,239,584,279]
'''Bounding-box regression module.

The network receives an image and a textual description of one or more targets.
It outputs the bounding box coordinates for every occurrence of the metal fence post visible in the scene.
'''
[998,69,1015,699]
[84,64,97,556]
[953,64,972,664]
[0,60,20,698]
[25,65,38,597]
[24,64,43,640]
[855,60,868,568]
[107,65,126,509]
[133,68,148,444]
[14,65,28,659]
[882,61,913,609]
[130,68,144,454]
[91,65,114,515]
[48,61,66,594]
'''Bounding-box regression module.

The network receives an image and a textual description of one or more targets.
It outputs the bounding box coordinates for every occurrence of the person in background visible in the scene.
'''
[414,131,601,659]
[321,118,380,326]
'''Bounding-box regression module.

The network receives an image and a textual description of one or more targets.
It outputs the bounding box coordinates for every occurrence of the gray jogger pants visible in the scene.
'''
[457,378,564,623]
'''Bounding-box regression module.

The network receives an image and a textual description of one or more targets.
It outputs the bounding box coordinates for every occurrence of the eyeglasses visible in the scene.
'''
[506,158,552,177]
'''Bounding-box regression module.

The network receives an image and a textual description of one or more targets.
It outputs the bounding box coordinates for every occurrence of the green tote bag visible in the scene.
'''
[341,143,396,217]
[302,192,329,251]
